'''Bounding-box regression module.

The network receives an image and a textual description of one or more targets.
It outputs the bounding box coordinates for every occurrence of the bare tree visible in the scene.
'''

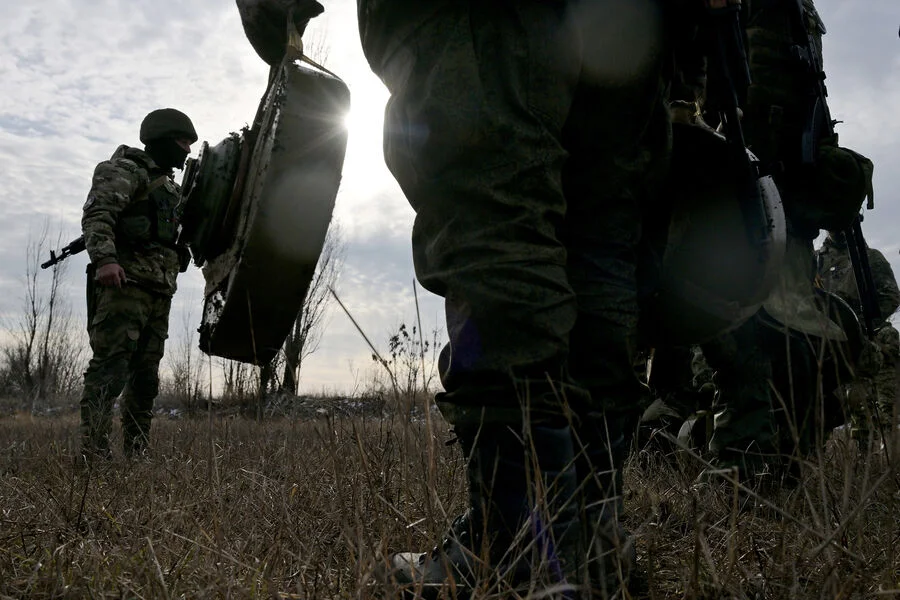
[256,352,284,418]
[163,305,206,412]
[280,222,346,394]
[220,357,257,408]
[303,27,330,66]
[1,225,86,410]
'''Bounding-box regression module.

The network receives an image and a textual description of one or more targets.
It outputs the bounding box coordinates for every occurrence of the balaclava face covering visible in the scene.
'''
[145,138,189,171]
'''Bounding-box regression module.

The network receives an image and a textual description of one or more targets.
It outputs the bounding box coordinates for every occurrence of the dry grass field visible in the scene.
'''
[0,403,898,599]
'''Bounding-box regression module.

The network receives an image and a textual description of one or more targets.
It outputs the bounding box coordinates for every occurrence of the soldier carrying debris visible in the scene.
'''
[235,0,710,596]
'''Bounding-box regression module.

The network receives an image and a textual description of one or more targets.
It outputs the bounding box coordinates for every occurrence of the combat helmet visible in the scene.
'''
[640,122,787,346]
[140,108,198,144]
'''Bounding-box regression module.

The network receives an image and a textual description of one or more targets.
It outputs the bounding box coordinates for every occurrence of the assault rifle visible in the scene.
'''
[788,0,881,337]
[41,236,86,270]
[703,0,772,253]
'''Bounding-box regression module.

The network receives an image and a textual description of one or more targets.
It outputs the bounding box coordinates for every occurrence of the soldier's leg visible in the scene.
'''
[846,378,877,449]
[704,315,778,479]
[643,345,702,439]
[765,328,821,464]
[563,55,669,592]
[384,7,585,418]
[376,2,665,593]
[80,285,148,457]
[874,323,899,440]
[121,291,171,456]
[379,2,667,594]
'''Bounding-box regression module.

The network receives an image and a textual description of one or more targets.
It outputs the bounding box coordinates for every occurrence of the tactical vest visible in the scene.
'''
[742,0,824,163]
[116,176,181,249]
[742,0,871,235]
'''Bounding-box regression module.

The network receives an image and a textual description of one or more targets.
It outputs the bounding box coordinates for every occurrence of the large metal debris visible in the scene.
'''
[180,62,350,363]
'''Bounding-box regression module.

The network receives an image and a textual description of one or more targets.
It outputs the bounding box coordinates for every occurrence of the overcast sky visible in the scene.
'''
[0,1,897,395]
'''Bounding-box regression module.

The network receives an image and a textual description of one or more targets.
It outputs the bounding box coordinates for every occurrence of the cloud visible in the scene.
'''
[0,0,897,393]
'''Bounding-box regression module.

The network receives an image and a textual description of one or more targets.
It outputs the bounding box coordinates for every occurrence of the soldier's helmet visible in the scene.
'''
[139,108,198,145]
[640,122,787,346]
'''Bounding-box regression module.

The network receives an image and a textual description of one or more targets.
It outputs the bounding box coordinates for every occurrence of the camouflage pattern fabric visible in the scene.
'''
[80,144,182,456]
[762,235,845,340]
[817,236,900,328]
[371,1,671,429]
[818,237,900,435]
[696,0,858,477]
[82,145,183,296]
[873,324,900,430]
[356,0,452,76]
[702,317,779,474]
[358,5,676,592]
[80,281,172,455]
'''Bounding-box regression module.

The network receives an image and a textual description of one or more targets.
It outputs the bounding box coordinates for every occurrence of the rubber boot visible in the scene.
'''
[385,422,585,598]
[574,413,635,599]
[121,413,150,459]
[121,385,153,459]
[80,397,113,463]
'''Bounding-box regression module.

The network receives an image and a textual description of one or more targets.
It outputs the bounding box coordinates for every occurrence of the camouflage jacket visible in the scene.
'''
[81,145,183,297]
[356,0,450,77]
[741,0,825,161]
[359,0,705,86]
[817,236,900,328]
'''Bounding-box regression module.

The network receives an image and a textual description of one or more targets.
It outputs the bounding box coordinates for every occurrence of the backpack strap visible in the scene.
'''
[134,175,170,203]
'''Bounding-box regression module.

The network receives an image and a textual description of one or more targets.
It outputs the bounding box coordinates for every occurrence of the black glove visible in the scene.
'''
[236,0,325,66]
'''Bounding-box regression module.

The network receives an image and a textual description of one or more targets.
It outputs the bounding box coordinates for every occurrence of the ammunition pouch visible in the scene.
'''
[116,176,179,249]
[85,263,98,328]
[118,211,153,245]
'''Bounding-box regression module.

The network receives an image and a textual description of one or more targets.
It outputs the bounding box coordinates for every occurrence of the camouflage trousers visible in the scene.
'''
[703,316,780,473]
[847,323,900,442]
[81,278,171,456]
[704,315,849,474]
[376,0,671,430]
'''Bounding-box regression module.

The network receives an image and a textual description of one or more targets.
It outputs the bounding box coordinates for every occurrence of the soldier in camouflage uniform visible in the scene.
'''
[238,0,702,595]
[818,232,900,443]
[80,108,197,459]
[658,0,874,482]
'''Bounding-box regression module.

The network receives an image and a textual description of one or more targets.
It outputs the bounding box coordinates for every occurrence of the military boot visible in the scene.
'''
[80,400,113,463]
[574,414,635,599]
[384,422,585,598]
[122,406,151,458]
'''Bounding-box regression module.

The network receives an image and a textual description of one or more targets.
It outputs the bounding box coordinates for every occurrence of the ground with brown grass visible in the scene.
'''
[1,408,898,599]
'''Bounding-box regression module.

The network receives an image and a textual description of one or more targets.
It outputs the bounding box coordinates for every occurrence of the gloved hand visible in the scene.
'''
[236,0,325,66]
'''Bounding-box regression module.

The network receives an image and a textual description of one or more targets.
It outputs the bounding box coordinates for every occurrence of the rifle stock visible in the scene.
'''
[704,2,771,252]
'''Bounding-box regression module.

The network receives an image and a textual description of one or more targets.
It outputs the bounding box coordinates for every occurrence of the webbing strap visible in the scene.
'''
[284,7,343,82]
[135,175,170,203]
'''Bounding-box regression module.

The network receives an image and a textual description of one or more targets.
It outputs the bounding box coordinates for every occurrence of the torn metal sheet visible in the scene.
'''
[180,61,350,363]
